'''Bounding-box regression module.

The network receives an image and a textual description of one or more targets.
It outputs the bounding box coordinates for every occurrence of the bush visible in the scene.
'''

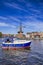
[0,32,2,38]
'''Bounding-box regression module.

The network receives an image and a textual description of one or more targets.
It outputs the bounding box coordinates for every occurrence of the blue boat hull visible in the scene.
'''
[2,42,31,49]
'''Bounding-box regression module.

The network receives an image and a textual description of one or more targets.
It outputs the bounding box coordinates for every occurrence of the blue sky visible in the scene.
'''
[0,0,43,34]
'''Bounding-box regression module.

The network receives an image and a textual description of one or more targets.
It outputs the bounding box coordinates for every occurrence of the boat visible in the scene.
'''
[2,22,31,50]
[2,38,31,50]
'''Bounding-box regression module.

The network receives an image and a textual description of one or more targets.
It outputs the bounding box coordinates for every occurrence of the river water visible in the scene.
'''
[0,40,43,65]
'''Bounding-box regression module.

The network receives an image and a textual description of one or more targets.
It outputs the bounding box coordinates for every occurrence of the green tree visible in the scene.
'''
[0,32,2,38]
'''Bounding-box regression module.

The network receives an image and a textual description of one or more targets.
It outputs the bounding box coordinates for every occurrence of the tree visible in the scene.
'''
[0,32,2,38]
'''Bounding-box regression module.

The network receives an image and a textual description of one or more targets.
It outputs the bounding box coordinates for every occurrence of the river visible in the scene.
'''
[0,40,43,65]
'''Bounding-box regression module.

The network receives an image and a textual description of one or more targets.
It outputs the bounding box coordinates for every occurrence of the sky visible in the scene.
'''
[0,0,43,34]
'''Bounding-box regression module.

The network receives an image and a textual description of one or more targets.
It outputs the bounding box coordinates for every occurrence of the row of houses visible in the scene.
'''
[26,32,43,39]
[2,32,43,39]
[2,34,14,38]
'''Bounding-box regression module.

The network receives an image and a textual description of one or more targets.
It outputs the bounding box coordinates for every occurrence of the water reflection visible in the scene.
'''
[0,40,43,65]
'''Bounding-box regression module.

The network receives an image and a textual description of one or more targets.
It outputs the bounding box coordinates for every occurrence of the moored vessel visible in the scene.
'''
[2,38,31,50]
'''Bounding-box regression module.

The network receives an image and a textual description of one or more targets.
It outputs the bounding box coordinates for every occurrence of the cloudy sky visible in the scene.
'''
[0,0,43,34]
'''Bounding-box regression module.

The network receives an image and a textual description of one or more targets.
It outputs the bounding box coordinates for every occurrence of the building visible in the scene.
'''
[26,32,32,39]
[15,23,26,39]
[2,34,9,37]
[26,32,41,39]
[40,32,43,39]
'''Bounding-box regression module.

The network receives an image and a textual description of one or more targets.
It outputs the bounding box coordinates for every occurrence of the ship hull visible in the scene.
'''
[2,41,31,50]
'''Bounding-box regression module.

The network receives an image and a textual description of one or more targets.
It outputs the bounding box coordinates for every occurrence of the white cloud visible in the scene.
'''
[0,22,16,28]
[4,2,28,12]
[0,22,9,26]
[9,16,20,22]
[23,20,43,32]
[0,16,7,20]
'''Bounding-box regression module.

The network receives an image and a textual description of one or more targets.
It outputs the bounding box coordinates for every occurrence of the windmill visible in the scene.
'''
[16,22,26,39]
[18,22,23,33]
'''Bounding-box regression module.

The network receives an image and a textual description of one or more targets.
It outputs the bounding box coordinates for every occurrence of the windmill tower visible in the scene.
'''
[18,22,23,33]
[16,22,26,39]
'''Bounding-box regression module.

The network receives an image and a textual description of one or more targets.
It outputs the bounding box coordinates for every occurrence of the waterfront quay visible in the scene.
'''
[0,32,43,40]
